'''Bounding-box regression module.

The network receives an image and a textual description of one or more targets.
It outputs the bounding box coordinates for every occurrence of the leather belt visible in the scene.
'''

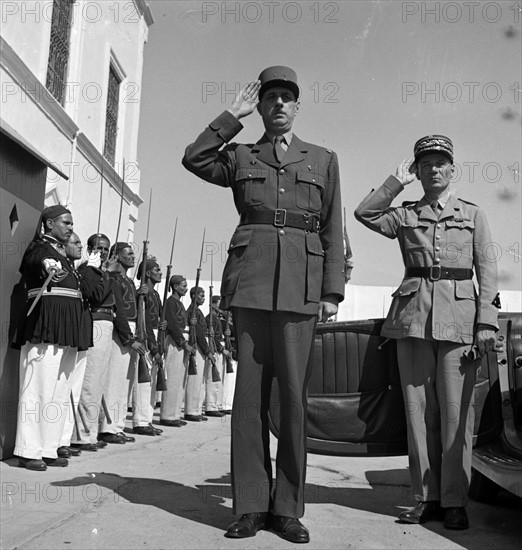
[405,267,473,281]
[91,307,114,315]
[27,288,82,299]
[239,209,320,232]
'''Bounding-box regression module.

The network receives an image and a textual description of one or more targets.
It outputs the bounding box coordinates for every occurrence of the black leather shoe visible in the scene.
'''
[133,425,156,436]
[204,410,225,417]
[71,443,98,452]
[225,512,268,538]
[444,507,469,530]
[222,409,232,415]
[98,433,126,444]
[149,423,163,434]
[96,441,108,448]
[397,501,443,524]
[118,432,135,442]
[271,515,310,544]
[160,419,187,427]
[43,457,69,467]
[64,446,82,456]
[184,414,207,422]
[18,458,47,471]
[57,446,72,458]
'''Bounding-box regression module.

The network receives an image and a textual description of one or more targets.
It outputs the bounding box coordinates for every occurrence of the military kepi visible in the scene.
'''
[258,66,299,100]
[414,135,453,163]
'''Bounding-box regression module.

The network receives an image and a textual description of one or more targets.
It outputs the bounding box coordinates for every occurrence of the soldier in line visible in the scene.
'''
[355,135,500,530]
[69,233,117,451]
[98,243,145,444]
[160,275,192,427]
[57,232,95,458]
[182,67,345,543]
[204,295,230,416]
[12,206,93,471]
[185,287,214,422]
[133,258,164,436]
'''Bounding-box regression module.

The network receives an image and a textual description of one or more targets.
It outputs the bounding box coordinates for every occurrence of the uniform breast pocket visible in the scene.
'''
[235,168,268,206]
[445,219,474,256]
[296,172,324,212]
[399,219,431,249]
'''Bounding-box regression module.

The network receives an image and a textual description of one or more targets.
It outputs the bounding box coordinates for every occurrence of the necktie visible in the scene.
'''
[274,135,285,163]
[431,201,441,218]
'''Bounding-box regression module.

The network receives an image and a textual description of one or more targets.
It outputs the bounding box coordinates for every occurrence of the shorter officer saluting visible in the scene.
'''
[355,136,500,530]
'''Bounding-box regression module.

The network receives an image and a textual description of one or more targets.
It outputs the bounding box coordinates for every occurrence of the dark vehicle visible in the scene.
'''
[269,312,522,500]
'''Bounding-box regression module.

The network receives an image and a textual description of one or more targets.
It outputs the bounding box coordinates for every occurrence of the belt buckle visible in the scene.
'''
[274,208,287,227]
[430,265,441,281]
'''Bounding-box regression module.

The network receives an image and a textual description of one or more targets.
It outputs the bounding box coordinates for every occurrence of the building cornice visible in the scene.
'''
[0,36,79,140]
[135,0,154,26]
[77,133,143,207]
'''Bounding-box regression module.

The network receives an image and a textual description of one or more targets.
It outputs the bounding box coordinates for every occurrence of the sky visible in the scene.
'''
[134,0,522,293]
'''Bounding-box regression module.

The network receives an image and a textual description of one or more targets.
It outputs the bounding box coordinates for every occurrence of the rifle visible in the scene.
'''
[223,311,234,374]
[156,218,178,391]
[136,189,153,384]
[188,229,206,375]
[112,160,126,258]
[207,252,221,383]
[343,207,354,284]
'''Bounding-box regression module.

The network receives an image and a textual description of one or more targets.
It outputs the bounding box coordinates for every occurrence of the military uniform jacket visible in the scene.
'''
[165,295,188,348]
[354,176,499,343]
[182,111,345,315]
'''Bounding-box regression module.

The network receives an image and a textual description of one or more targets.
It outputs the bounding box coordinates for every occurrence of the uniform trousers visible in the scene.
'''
[204,352,224,411]
[73,320,113,444]
[14,343,78,460]
[222,358,237,411]
[60,350,87,447]
[160,336,188,421]
[396,337,480,507]
[99,322,136,434]
[184,349,206,416]
[231,308,316,518]
[128,328,158,427]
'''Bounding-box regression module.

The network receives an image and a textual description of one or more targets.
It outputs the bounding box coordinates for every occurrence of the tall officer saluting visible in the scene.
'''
[183,66,346,544]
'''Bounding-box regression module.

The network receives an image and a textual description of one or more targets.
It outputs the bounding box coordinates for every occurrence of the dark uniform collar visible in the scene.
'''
[42,234,67,256]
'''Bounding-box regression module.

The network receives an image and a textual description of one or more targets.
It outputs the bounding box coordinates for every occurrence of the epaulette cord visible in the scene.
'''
[458,198,478,206]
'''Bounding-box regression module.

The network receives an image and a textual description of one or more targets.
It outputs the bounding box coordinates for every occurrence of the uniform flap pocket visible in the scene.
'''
[455,279,476,300]
[297,172,325,188]
[401,219,429,229]
[235,168,268,181]
[306,234,325,256]
[391,278,421,297]
[446,219,474,230]
[228,228,253,251]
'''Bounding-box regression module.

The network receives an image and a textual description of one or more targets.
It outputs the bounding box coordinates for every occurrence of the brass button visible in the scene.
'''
[435,235,441,240]
[435,246,440,251]
[279,188,285,194]
[279,169,285,175]
[434,258,440,264]
[436,223,441,228]
[278,229,285,236]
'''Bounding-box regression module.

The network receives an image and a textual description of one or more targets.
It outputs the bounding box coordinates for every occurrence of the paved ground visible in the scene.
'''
[1,410,521,550]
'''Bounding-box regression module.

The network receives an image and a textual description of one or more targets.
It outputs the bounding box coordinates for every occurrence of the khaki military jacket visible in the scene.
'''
[355,176,499,343]
[182,111,345,315]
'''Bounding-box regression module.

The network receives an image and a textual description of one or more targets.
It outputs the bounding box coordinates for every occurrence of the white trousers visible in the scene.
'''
[184,350,205,415]
[99,323,136,434]
[204,352,224,411]
[160,336,189,421]
[14,343,78,460]
[222,358,237,411]
[72,320,113,444]
[60,350,87,447]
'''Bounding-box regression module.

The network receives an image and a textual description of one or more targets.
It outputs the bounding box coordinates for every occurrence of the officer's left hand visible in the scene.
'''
[318,295,338,323]
[474,326,497,356]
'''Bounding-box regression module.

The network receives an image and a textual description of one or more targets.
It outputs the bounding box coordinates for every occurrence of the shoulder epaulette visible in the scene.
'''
[458,198,478,207]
